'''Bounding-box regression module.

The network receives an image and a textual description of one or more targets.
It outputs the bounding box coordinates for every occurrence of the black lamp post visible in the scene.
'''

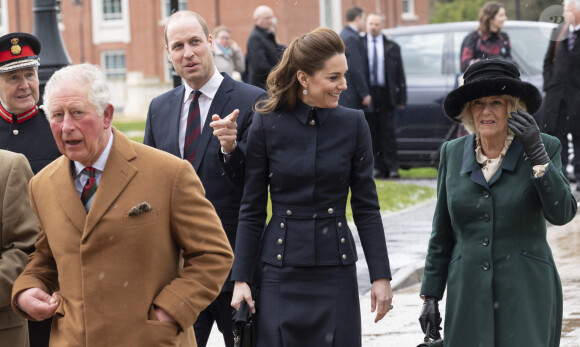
[33,0,72,102]
[170,0,182,88]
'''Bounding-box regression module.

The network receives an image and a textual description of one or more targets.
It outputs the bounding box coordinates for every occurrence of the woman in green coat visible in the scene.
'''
[418,59,577,347]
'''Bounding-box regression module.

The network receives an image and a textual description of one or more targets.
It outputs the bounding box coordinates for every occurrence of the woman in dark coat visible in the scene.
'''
[418,59,577,347]
[230,27,392,347]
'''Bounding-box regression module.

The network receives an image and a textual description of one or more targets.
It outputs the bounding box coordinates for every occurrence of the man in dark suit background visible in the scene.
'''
[144,10,265,347]
[540,0,580,187]
[339,6,371,110]
[363,13,407,179]
[246,5,283,89]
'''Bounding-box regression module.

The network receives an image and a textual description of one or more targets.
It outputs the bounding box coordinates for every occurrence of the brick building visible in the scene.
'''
[0,0,428,118]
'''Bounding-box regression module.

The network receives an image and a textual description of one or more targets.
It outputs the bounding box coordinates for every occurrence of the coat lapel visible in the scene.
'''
[460,134,489,189]
[488,137,522,186]
[50,156,86,233]
[83,128,137,240]
[193,74,234,170]
[170,86,186,156]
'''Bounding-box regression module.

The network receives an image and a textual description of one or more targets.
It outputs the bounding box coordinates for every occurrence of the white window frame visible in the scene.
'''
[92,0,131,44]
[402,0,419,21]
[102,50,127,79]
[319,0,342,32]
[162,0,188,18]
[102,0,123,20]
[0,0,8,35]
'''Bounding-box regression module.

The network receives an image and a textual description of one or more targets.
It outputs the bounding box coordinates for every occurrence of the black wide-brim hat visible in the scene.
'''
[443,59,542,122]
[0,32,41,73]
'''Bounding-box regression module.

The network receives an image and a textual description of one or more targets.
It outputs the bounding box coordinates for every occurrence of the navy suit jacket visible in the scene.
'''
[339,25,370,110]
[144,73,265,290]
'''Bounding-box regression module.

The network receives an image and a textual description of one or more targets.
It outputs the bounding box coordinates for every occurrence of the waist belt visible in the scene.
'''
[271,204,346,219]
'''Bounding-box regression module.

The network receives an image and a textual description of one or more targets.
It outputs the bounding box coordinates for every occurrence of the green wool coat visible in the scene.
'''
[421,133,577,347]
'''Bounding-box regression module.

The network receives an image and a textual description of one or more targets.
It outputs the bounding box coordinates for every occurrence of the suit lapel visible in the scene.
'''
[460,134,489,189]
[170,86,186,156]
[83,128,137,240]
[488,137,522,186]
[193,74,234,170]
[50,157,86,233]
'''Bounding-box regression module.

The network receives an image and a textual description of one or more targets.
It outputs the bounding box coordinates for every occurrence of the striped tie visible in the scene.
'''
[81,167,97,211]
[569,30,576,52]
[184,90,202,163]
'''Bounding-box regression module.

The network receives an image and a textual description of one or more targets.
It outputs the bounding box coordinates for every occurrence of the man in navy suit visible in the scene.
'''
[339,6,371,110]
[362,13,407,179]
[144,10,265,347]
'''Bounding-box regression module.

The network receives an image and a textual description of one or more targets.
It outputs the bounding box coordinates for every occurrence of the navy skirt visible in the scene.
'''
[256,263,361,347]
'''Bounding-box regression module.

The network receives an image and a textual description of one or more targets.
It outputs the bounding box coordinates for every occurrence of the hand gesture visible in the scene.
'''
[209,109,239,154]
[15,288,59,321]
[508,110,549,166]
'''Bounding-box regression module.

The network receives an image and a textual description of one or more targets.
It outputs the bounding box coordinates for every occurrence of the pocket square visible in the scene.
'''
[128,201,152,216]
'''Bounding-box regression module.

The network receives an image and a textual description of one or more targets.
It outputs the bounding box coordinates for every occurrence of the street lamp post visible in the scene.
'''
[33,0,72,102]
[170,0,181,88]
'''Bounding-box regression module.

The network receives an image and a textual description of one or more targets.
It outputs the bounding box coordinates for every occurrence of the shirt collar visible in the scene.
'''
[182,69,224,104]
[73,131,114,177]
[0,102,38,124]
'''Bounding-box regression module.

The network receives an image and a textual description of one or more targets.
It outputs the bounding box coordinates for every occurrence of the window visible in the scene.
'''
[164,0,187,17]
[103,51,126,79]
[392,33,445,76]
[103,0,122,20]
[401,0,418,21]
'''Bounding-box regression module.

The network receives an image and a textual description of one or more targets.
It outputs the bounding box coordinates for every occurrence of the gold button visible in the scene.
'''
[277,254,282,261]
[342,254,347,260]
[309,119,316,126]
[12,129,19,135]
[277,238,283,245]
[338,222,342,228]
[340,238,346,244]
[280,223,285,229]
[286,210,292,216]
[328,208,334,215]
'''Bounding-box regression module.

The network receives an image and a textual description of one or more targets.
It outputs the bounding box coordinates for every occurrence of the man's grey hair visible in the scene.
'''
[43,63,110,117]
[565,0,580,10]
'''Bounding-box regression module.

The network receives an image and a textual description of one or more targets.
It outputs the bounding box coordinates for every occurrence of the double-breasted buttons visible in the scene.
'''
[483,190,490,198]
[277,254,282,261]
[286,210,292,216]
[482,237,489,246]
[482,213,490,222]
[328,208,334,215]
[309,119,316,126]
[482,262,490,271]
[338,222,342,228]
[12,129,19,135]
[280,223,285,229]
[340,238,346,244]
[277,238,283,245]
[342,254,347,260]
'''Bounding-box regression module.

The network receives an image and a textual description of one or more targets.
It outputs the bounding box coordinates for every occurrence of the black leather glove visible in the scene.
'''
[419,296,442,340]
[508,110,550,166]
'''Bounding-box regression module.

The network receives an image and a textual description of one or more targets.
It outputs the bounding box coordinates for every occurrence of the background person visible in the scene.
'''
[419,59,577,346]
[460,1,511,72]
[145,11,266,347]
[0,151,39,347]
[339,6,371,110]
[213,25,245,81]
[12,63,234,346]
[246,5,283,89]
[363,13,407,179]
[231,27,392,347]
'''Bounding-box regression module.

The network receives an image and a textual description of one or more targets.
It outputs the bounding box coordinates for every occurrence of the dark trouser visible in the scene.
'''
[365,86,398,173]
[28,318,52,347]
[550,100,579,180]
[194,291,235,347]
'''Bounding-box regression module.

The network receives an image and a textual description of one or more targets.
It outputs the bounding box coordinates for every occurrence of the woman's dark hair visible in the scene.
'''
[478,2,504,36]
[255,27,345,113]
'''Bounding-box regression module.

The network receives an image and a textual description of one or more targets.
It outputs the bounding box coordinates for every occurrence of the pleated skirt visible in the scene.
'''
[256,263,361,347]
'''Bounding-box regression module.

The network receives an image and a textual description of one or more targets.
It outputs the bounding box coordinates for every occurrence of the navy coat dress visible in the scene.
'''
[232,101,391,347]
[421,133,577,347]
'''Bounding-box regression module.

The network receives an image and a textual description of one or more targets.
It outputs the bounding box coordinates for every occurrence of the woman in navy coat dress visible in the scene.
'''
[231,27,393,347]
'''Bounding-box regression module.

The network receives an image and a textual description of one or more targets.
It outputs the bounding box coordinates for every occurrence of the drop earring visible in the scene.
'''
[303,89,308,95]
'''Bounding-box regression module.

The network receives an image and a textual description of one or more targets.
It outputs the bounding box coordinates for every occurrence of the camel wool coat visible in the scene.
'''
[12,129,233,347]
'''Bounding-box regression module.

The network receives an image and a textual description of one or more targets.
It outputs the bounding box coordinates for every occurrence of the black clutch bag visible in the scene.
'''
[232,300,254,347]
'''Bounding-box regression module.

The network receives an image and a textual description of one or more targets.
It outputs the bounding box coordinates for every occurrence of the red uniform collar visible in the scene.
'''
[0,103,38,123]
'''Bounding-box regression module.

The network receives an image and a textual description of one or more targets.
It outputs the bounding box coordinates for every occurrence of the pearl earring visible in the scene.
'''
[303,89,308,95]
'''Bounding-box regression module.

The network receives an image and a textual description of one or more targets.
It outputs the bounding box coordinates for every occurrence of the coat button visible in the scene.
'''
[309,119,316,126]
[543,180,549,187]
[482,237,489,246]
[12,129,19,135]
[280,223,285,229]
[286,210,292,216]
[277,254,282,261]
[482,262,490,271]
[483,213,490,222]
[338,222,342,228]
[328,208,334,215]
[277,238,283,245]
[483,190,489,198]
[342,254,347,260]
[340,238,346,244]
[546,187,552,193]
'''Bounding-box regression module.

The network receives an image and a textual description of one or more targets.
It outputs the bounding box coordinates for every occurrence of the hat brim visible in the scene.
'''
[443,77,542,122]
[0,57,40,73]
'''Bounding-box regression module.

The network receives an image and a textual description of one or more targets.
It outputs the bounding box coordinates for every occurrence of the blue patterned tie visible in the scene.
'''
[569,30,575,52]
[184,90,202,163]
[81,167,97,211]
[372,37,378,86]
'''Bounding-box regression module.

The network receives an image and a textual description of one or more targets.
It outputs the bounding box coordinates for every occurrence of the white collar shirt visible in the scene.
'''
[366,34,385,87]
[73,131,114,197]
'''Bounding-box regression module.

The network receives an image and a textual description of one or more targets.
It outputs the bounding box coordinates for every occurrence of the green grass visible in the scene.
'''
[112,120,438,221]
